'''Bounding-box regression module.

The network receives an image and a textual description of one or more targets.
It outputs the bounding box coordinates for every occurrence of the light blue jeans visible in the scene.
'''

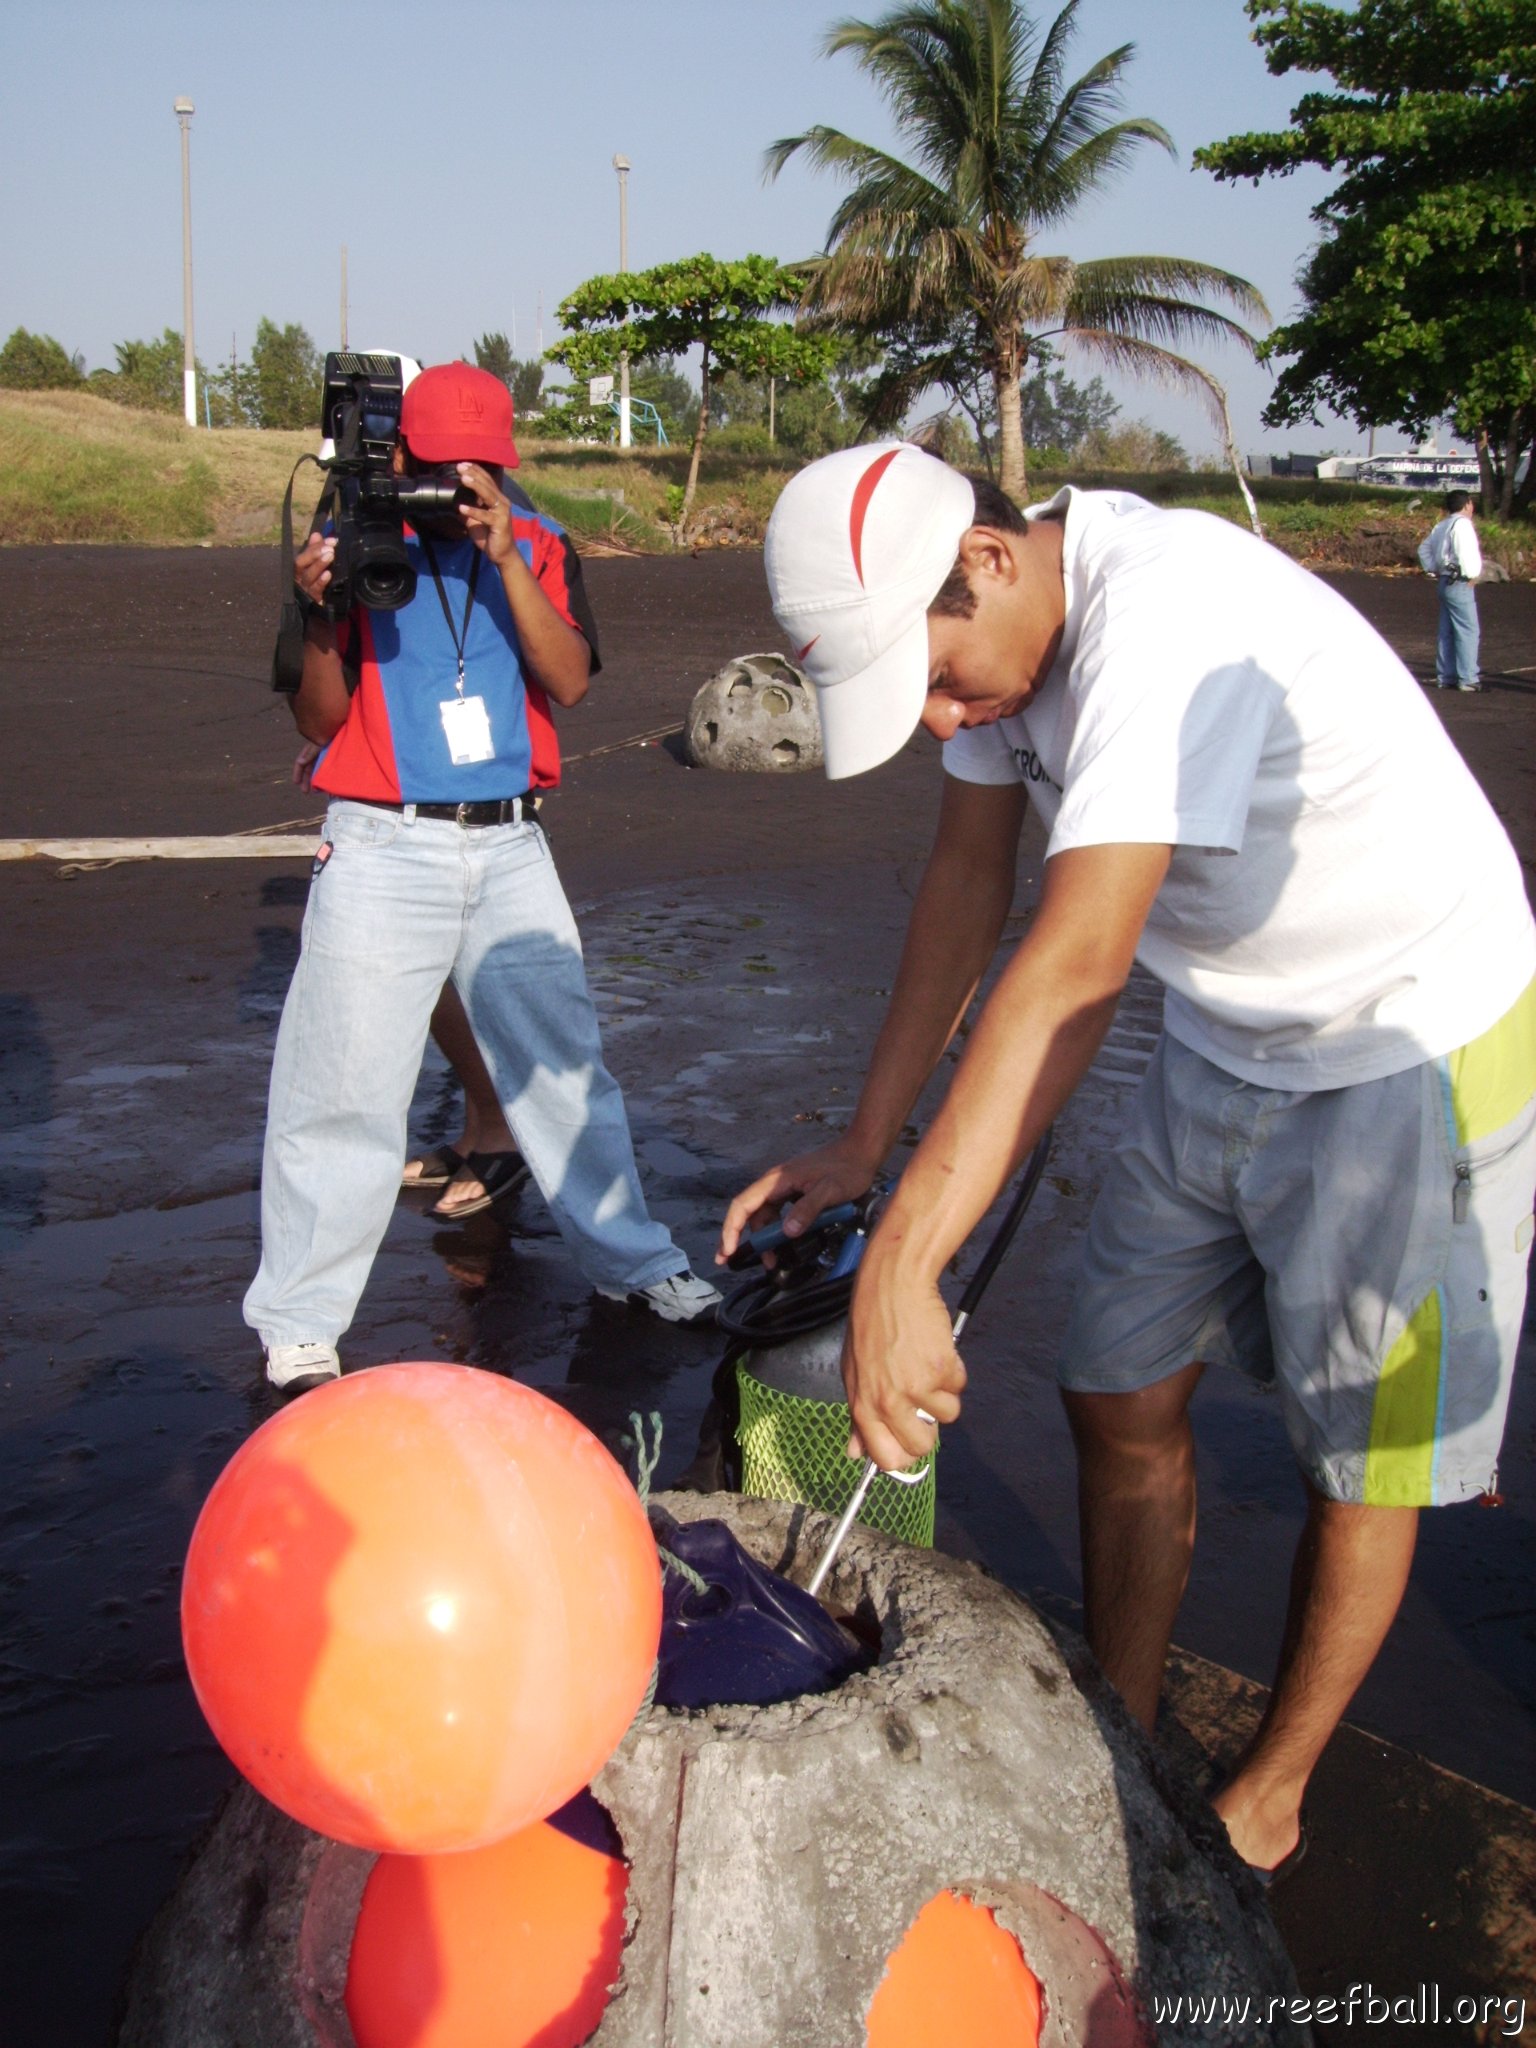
[1436,576,1480,685]
[244,801,685,1348]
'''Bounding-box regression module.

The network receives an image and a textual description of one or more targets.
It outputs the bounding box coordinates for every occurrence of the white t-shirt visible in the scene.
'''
[943,488,1534,1088]
[1417,512,1483,580]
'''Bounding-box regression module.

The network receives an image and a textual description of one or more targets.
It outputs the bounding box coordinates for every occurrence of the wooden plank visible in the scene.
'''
[0,836,321,863]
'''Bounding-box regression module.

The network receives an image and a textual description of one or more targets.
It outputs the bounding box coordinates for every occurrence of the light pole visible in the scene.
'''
[612,152,631,449]
[173,98,197,427]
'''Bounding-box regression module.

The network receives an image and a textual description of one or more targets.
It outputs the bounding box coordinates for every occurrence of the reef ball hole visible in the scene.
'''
[771,740,802,764]
[727,675,754,697]
[345,1789,628,2048]
[866,1889,1043,2048]
[829,1600,884,1661]
[704,720,718,746]
[760,685,792,715]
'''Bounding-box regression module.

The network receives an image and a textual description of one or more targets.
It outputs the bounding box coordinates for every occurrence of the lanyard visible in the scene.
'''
[419,536,483,698]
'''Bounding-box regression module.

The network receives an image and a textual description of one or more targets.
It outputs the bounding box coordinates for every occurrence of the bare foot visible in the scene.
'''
[1211,1779,1303,1873]
[427,1150,529,1221]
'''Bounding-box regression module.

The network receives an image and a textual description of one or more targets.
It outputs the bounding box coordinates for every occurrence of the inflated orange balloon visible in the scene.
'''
[345,1793,628,2048]
[181,1364,661,1852]
[867,1889,1043,2047]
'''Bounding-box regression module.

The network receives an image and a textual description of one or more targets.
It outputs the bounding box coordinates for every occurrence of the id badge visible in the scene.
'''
[439,693,495,765]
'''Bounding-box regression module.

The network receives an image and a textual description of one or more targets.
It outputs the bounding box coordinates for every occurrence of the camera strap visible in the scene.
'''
[419,536,483,697]
[270,455,332,694]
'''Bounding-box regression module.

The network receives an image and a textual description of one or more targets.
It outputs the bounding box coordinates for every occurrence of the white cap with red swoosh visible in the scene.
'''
[764,441,977,779]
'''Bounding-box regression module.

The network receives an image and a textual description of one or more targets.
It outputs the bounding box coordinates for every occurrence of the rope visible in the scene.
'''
[624,1411,709,1597]
[627,1409,664,1503]
[563,722,681,767]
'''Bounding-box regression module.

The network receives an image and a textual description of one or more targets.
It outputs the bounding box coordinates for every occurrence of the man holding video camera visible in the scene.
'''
[244,361,719,1394]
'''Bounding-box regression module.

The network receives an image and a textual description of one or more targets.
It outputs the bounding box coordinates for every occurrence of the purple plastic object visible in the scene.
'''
[649,1508,872,1709]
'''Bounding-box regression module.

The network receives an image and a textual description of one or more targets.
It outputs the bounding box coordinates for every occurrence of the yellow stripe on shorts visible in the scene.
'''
[1445,975,1536,1146]
[1364,1287,1443,1507]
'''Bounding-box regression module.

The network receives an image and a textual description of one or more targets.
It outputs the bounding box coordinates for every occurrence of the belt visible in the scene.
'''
[357,795,537,827]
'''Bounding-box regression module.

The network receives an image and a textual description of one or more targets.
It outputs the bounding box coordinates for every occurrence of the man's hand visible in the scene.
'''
[716,1136,879,1267]
[843,1267,965,1471]
[294,532,335,605]
[292,739,322,789]
[457,463,517,564]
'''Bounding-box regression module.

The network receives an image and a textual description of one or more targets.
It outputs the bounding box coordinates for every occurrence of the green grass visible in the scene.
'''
[0,389,316,543]
[1,390,1529,576]
[511,442,796,547]
[0,391,222,541]
[1024,467,1533,579]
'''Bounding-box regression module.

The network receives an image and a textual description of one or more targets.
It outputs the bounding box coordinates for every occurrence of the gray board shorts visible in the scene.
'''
[1057,988,1536,1508]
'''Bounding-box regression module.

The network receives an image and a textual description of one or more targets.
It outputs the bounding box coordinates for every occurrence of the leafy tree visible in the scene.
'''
[1197,0,1536,517]
[630,353,696,434]
[0,328,85,390]
[713,337,881,456]
[910,411,983,466]
[473,333,545,415]
[473,331,516,384]
[251,318,322,430]
[550,254,839,532]
[89,330,186,412]
[510,357,545,415]
[709,366,768,430]
[768,0,1266,498]
[1021,366,1119,458]
[1076,418,1188,471]
[205,356,261,428]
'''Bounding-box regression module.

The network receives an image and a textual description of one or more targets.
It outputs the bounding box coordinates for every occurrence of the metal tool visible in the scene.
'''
[804,1130,1053,1600]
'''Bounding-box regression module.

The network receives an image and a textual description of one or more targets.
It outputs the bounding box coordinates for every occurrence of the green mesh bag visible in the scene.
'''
[735,1361,936,1547]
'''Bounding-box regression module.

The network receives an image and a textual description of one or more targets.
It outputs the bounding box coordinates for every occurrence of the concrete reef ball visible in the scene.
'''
[127,1493,1307,2048]
[684,653,823,772]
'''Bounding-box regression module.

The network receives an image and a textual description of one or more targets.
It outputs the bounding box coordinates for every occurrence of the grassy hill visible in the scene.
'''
[1,388,1529,577]
[0,389,786,551]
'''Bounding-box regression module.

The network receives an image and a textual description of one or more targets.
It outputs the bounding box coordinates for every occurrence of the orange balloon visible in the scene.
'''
[867,1890,1043,2047]
[345,1796,628,2048]
[181,1364,661,1852]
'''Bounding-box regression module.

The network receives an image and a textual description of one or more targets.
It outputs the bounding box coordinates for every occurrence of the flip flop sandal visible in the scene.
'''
[401,1145,463,1189]
[426,1149,532,1220]
[1248,1820,1308,1890]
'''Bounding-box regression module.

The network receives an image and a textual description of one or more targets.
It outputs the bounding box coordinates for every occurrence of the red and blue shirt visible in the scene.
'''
[312,503,600,804]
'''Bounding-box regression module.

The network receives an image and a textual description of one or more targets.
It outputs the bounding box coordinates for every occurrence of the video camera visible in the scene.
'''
[312,351,473,619]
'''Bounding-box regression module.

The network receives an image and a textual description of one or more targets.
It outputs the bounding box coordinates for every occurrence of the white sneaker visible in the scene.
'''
[597,1270,722,1325]
[265,1341,342,1393]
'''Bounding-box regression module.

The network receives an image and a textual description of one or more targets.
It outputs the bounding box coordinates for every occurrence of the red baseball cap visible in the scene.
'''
[400,363,520,468]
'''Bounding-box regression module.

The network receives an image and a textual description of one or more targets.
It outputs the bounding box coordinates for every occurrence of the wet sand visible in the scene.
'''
[1,547,1532,2045]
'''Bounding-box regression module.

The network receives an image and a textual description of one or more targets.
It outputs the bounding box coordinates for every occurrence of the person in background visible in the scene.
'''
[398,983,530,1219]
[1417,489,1483,691]
[246,363,719,1397]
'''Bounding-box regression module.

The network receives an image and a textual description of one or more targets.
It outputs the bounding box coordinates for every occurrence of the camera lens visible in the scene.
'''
[396,478,473,520]
[355,556,416,610]
[352,514,417,611]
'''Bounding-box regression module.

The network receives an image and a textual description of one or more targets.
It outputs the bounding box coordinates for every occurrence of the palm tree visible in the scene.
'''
[767,0,1269,500]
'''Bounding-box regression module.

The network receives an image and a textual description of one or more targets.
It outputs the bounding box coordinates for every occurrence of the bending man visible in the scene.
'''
[720,444,1535,1880]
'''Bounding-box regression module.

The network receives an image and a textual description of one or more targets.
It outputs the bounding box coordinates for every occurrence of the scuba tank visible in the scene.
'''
[719,1194,941,1545]
[701,1137,1052,1549]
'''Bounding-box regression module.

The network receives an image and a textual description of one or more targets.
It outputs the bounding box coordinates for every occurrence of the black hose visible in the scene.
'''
[953,1128,1052,1324]
[717,1126,1054,1350]
[716,1267,857,1348]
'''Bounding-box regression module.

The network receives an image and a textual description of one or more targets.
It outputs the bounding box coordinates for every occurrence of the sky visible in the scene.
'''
[1,0,1419,460]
